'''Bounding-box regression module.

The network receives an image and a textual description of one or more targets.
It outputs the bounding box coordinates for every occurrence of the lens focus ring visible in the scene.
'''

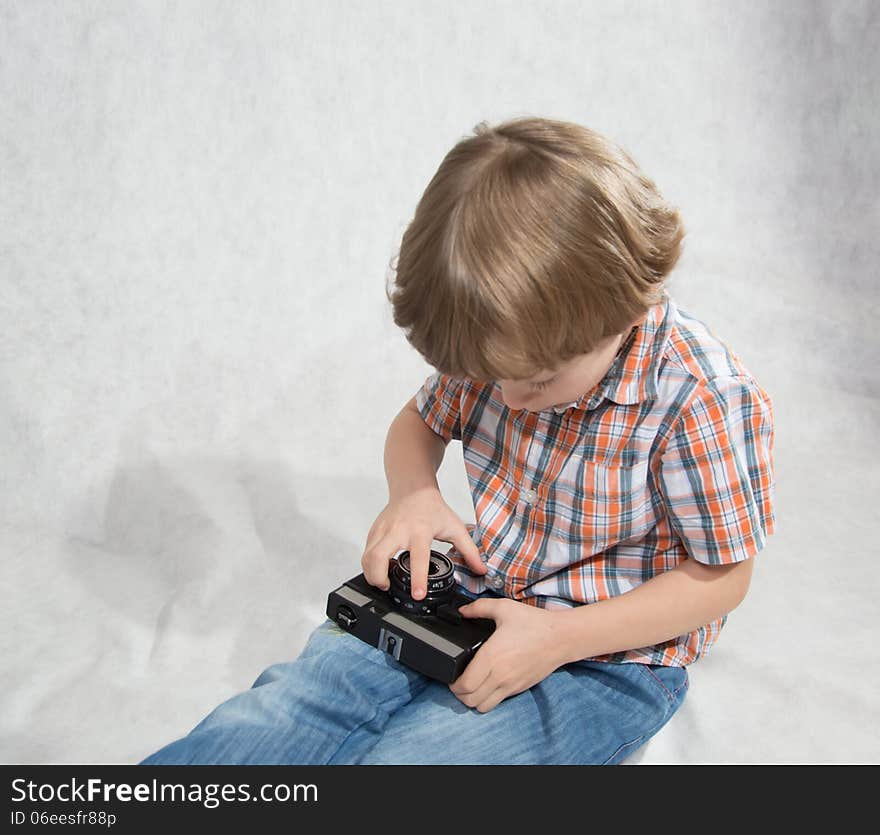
[388,550,455,614]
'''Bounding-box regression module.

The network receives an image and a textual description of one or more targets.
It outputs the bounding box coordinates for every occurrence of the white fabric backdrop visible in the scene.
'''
[1,0,878,764]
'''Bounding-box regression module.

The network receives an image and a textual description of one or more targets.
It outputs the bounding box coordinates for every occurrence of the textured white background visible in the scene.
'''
[1,0,878,764]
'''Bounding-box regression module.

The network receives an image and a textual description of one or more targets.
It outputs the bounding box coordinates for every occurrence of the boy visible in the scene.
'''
[139,116,775,765]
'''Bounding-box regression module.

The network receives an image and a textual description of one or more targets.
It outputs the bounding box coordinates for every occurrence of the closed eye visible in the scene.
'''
[529,376,557,391]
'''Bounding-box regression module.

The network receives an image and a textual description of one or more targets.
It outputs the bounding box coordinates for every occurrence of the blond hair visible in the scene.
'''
[386,116,686,381]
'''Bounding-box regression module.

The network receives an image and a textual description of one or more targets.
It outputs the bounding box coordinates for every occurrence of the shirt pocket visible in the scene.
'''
[570,455,655,551]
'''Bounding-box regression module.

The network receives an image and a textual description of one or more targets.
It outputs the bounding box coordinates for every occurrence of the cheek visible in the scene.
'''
[500,386,543,409]
[501,387,525,402]
[547,381,578,401]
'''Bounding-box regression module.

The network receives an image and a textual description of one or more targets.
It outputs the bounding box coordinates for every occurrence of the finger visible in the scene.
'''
[470,670,508,711]
[361,535,396,590]
[455,668,498,709]
[407,536,433,600]
[451,527,487,575]
[449,648,492,695]
[475,685,508,714]
[458,599,495,620]
[362,526,386,557]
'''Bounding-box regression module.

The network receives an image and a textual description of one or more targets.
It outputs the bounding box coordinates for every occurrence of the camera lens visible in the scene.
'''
[389,550,455,615]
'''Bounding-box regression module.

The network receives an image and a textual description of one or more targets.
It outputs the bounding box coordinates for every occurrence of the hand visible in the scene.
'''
[360,486,488,599]
[449,597,570,713]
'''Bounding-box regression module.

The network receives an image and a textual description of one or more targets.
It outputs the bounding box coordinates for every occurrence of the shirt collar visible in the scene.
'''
[552,292,674,414]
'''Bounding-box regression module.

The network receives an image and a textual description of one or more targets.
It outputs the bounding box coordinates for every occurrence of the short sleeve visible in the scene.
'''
[414,371,464,444]
[658,376,776,565]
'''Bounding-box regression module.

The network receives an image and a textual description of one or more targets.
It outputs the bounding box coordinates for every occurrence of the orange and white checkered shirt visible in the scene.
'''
[415,292,776,667]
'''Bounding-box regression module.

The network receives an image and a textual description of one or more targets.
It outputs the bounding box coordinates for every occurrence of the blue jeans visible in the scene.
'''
[138,590,688,765]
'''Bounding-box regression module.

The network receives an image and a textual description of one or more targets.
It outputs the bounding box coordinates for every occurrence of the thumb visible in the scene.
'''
[451,527,488,575]
[458,598,496,619]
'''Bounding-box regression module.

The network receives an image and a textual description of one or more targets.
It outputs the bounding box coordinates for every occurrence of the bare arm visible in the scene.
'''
[555,555,755,664]
[364,396,485,596]
[384,396,448,502]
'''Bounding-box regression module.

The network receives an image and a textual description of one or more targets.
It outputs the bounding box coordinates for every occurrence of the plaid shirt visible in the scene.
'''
[415,291,776,667]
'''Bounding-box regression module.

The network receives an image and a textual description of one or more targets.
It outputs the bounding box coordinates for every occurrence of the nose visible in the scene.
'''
[499,386,536,411]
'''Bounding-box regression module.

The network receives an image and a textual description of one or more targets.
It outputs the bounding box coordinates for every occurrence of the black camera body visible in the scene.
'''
[325,549,496,684]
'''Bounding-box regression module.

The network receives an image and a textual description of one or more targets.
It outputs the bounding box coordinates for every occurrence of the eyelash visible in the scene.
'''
[530,377,556,392]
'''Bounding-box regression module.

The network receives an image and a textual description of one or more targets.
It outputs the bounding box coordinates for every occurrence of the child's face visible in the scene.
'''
[496,325,635,413]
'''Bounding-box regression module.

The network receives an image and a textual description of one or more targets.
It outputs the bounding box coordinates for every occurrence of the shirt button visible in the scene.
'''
[491,576,504,589]
[522,488,537,504]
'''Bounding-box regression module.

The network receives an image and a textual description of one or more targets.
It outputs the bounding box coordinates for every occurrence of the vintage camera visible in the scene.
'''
[326,549,496,684]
